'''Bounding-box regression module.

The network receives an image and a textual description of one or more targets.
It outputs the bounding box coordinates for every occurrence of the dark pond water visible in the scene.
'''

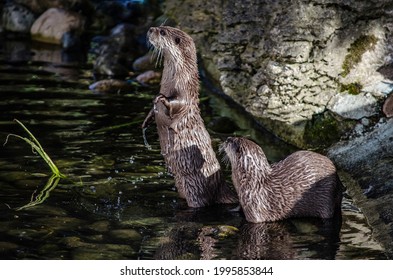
[0,39,387,260]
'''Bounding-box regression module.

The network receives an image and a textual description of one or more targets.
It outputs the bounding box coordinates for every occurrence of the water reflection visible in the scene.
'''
[0,39,387,260]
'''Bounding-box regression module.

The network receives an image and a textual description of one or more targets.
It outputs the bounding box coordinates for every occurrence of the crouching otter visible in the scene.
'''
[220,137,342,223]
[142,26,237,207]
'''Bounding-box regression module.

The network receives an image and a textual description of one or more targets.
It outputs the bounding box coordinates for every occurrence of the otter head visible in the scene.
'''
[221,137,253,164]
[147,26,199,99]
[221,137,271,173]
[147,26,197,67]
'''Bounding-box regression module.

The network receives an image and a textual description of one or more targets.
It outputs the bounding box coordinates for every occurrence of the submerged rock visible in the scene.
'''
[0,241,19,252]
[109,229,142,241]
[87,220,110,233]
[135,70,161,85]
[89,79,134,93]
[133,53,155,72]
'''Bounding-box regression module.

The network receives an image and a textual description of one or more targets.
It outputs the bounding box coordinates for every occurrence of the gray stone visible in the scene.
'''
[364,81,393,96]
[327,93,379,120]
[328,118,393,171]
[1,3,35,33]
[328,118,393,257]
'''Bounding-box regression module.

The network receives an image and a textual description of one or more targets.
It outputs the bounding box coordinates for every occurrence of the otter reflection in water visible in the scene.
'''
[150,218,341,260]
[221,137,343,223]
[142,26,237,207]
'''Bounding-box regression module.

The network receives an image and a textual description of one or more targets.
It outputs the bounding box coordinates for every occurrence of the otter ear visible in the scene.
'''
[175,37,181,44]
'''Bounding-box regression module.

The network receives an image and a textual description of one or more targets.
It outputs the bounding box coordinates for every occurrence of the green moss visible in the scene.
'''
[304,111,355,149]
[342,35,378,77]
[340,82,363,95]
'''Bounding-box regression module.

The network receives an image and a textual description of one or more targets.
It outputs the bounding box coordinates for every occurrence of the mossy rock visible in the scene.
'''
[342,35,378,77]
[340,82,363,95]
[304,111,355,149]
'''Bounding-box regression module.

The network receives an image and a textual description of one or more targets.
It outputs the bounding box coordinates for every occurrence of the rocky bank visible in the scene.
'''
[163,0,393,147]
[162,0,393,257]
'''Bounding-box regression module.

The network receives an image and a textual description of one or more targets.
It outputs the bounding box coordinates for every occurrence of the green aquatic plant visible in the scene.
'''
[15,174,61,211]
[4,119,66,210]
[4,119,65,178]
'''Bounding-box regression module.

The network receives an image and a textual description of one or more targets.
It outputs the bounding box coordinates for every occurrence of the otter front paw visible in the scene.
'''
[154,94,166,104]
[155,95,171,112]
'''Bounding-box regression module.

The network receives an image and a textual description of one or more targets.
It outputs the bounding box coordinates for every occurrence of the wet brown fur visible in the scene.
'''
[221,137,342,223]
[142,26,237,207]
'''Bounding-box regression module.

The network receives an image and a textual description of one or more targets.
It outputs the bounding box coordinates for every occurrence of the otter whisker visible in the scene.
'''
[149,47,162,68]
[155,48,163,68]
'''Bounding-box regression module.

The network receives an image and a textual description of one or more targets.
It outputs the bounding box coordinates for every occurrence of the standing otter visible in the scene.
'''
[142,26,237,207]
[221,137,342,223]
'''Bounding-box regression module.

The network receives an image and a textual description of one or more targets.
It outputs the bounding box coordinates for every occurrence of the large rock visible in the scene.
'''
[328,119,393,257]
[163,0,393,147]
[1,2,35,33]
[30,8,85,45]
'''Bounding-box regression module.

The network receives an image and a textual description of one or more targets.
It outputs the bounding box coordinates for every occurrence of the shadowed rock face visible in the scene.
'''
[328,118,393,257]
[163,0,393,148]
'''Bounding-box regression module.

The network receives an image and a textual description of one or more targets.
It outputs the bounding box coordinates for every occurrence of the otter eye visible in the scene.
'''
[159,30,166,36]
[175,37,181,44]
